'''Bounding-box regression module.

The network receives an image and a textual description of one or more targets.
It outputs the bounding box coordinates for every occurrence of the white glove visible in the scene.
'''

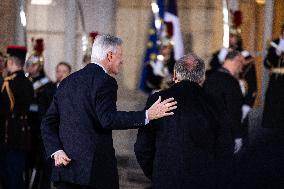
[150,60,165,77]
[272,39,284,56]
[218,48,229,63]
[276,47,283,56]
[278,38,284,51]
[242,104,251,122]
[241,50,250,58]
[239,80,247,96]
[234,138,243,154]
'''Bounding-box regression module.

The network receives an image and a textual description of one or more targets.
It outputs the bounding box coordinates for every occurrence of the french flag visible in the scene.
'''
[139,0,184,93]
[164,0,184,60]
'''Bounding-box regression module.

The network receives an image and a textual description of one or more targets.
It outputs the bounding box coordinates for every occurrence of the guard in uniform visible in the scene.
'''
[261,23,284,187]
[238,50,257,148]
[25,39,55,189]
[0,52,5,75]
[262,24,284,130]
[0,52,6,84]
[0,45,34,189]
[207,31,243,75]
[145,39,175,93]
[143,22,175,93]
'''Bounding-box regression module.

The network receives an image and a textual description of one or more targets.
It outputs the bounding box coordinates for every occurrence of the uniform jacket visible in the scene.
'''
[0,70,34,150]
[262,38,284,129]
[241,63,257,107]
[28,72,56,138]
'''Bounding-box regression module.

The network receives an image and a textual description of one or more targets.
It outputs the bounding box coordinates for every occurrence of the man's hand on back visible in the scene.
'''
[147,96,177,121]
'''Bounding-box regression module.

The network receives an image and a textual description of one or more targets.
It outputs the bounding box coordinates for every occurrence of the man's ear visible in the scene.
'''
[106,51,113,62]
[199,75,206,86]
[6,58,13,68]
[173,69,177,82]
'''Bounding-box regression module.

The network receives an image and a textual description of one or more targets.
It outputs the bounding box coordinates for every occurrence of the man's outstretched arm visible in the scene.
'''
[95,77,177,130]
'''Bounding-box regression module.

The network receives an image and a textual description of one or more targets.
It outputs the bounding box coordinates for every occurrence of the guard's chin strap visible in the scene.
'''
[1,73,17,112]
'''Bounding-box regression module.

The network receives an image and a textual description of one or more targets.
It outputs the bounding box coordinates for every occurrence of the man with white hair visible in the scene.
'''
[41,34,177,189]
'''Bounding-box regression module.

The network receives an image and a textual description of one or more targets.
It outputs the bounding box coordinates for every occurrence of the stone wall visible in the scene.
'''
[115,0,223,92]
[0,0,17,52]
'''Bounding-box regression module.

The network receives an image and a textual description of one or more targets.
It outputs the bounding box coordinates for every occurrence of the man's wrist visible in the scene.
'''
[145,110,149,125]
[235,138,242,143]
[51,150,64,159]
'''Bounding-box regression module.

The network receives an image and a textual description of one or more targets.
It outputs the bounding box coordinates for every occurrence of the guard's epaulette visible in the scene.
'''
[33,77,50,91]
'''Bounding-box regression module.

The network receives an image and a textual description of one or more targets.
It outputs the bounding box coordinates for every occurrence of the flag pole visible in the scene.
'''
[77,0,88,55]
[151,0,163,46]
[222,0,230,48]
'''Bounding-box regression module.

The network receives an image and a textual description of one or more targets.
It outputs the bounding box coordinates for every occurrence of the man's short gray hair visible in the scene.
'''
[174,53,205,83]
[91,34,123,63]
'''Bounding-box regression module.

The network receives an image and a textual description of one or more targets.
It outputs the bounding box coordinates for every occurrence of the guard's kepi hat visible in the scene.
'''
[6,45,27,62]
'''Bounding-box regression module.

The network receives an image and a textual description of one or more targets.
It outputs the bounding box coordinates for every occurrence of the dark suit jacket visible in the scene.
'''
[242,63,257,107]
[135,81,219,189]
[41,63,145,188]
[264,39,283,69]
[204,67,243,153]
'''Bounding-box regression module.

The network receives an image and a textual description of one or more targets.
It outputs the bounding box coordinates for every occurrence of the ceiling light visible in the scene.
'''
[256,0,265,5]
[31,0,53,5]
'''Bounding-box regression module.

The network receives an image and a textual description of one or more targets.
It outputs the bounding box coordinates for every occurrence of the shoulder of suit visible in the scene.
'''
[103,74,117,87]
[221,72,238,84]
[147,90,160,100]
[85,66,118,89]
[206,70,236,86]
[15,71,30,82]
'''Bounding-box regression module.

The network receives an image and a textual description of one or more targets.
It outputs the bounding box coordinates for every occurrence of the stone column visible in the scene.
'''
[262,0,274,103]
[228,0,239,11]
[15,0,26,45]
[0,0,17,51]
[75,0,116,70]
[64,0,77,66]
[179,0,217,67]
[113,0,149,158]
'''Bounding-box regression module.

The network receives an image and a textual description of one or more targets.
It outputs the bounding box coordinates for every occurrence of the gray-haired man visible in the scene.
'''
[41,34,177,189]
[135,53,219,189]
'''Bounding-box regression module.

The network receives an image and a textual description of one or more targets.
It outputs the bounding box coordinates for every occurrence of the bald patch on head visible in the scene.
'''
[174,53,205,83]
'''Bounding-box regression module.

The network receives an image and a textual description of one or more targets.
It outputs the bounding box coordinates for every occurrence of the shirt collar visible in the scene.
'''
[94,63,107,73]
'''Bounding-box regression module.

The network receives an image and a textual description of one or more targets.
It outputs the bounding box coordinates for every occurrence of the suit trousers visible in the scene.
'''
[57,182,97,189]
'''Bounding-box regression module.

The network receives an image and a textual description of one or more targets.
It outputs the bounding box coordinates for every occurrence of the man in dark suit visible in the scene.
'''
[135,53,219,189]
[203,50,244,188]
[41,34,177,189]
